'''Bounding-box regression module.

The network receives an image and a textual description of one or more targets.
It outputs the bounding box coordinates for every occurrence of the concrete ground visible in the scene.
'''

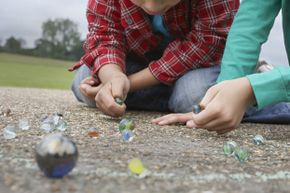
[0,87,290,193]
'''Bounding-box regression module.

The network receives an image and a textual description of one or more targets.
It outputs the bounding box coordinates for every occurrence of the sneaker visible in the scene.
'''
[256,60,274,73]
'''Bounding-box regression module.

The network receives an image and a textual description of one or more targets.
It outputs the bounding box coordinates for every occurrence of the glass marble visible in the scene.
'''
[122,129,134,142]
[40,114,67,132]
[253,135,265,145]
[3,124,17,139]
[115,98,124,105]
[35,133,78,178]
[40,117,54,132]
[18,119,30,130]
[223,141,237,156]
[128,158,145,175]
[88,128,99,138]
[192,105,201,114]
[55,119,67,131]
[52,114,61,126]
[119,118,135,132]
[234,147,249,162]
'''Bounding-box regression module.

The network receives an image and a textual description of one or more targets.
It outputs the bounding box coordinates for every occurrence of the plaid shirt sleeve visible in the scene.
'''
[149,0,239,84]
[71,0,126,76]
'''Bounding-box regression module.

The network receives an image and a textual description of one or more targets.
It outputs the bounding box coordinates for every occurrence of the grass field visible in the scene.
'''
[0,53,76,90]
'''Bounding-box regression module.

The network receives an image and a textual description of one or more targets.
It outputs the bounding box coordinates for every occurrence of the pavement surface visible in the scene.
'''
[0,87,290,193]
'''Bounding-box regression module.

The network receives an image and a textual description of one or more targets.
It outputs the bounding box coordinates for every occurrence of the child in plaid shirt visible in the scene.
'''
[70,0,239,117]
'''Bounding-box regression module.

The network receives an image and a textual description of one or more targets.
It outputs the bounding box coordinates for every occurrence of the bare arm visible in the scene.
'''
[128,67,160,92]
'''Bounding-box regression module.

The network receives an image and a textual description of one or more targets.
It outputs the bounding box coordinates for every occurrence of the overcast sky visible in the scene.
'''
[0,0,288,66]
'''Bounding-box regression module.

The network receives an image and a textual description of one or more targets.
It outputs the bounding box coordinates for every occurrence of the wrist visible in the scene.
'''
[98,64,125,83]
[242,77,256,106]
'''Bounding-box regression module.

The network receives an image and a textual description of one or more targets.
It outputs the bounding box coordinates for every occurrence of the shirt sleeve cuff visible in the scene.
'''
[148,60,176,85]
[92,55,125,76]
[246,68,288,110]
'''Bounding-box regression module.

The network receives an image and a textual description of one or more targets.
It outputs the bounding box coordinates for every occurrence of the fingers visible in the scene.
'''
[191,105,220,126]
[80,77,100,99]
[95,83,126,117]
[86,85,102,97]
[198,119,234,133]
[187,109,236,134]
[185,80,250,134]
[96,75,129,117]
[80,84,101,99]
[199,85,219,108]
[81,76,99,86]
[187,117,234,134]
[152,113,192,125]
[216,129,233,135]
[186,120,196,128]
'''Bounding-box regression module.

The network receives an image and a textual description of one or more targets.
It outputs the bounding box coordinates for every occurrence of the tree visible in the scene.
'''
[35,18,82,60]
[4,36,25,53]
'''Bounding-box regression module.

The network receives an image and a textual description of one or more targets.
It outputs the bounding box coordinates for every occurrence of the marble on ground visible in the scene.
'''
[0,87,290,193]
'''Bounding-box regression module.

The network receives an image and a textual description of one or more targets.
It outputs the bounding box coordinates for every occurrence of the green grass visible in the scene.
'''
[0,53,76,90]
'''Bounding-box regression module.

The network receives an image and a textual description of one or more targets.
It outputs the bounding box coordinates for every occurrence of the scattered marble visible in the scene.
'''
[119,118,135,132]
[3,124,17,139]
[52,114,61,126]
[40,114,67,132]
[55,119,67,131]
[223,141,237,156]
[35,133,78,178]
[122,129,134,142]
[128,158,145,175]
[18,119,30,130]
[115,97,124,105]
[40,116,55,133]
[87,128,99,138]
[234,147,249,162]
[192,105,201,114]
[253,134,265,145]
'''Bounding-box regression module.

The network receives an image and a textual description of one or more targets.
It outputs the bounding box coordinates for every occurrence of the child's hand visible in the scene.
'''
[95,74,130,117]
[151,112,193,126]
[80,76,101,100]
[187,77,256,134]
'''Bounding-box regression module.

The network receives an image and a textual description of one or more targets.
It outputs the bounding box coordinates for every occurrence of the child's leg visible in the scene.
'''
[126,84,172,112]
[168,65,221,113]
[125,57,172,112]
[71,65,96,107]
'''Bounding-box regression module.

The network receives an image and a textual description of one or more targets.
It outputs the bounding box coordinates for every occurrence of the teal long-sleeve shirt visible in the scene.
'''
[217,0,290,109]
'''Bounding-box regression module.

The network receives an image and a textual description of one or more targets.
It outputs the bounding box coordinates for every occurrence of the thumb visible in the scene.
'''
[82,84,103,99]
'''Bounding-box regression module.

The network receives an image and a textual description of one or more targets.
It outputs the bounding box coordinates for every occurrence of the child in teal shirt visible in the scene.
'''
[153,0,290,134]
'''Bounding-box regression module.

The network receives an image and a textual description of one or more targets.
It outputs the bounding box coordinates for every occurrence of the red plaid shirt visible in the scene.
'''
[70,0,239,84]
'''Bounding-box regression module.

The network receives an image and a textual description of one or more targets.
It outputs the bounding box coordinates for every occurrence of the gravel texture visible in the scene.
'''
[0,87,290,193]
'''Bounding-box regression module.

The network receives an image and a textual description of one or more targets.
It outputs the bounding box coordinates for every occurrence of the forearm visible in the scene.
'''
[98,63,126,83]
[128,67,160,92]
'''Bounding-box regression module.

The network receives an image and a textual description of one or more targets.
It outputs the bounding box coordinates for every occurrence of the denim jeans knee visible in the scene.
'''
[168,65,220,113]
[71,65,96,108]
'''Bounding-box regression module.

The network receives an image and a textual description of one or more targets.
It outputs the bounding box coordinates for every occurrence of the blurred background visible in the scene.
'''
[0,0,288,90]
